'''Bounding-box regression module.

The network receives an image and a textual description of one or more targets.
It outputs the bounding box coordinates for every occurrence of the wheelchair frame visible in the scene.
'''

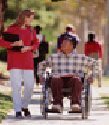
[40,72,92,120]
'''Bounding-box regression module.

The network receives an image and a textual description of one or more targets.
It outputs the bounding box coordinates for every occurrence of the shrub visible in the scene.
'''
[0,48,7,62]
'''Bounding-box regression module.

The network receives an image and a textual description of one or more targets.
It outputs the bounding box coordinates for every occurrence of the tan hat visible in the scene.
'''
[66,24,74,29]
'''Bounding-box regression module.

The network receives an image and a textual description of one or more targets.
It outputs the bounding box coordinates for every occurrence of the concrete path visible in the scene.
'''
[1,86,109,125]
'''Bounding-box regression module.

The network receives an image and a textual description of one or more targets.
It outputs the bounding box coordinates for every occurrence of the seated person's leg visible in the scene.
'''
[50,77,63,111]
[68,77,82,111]
[62,77,72,96]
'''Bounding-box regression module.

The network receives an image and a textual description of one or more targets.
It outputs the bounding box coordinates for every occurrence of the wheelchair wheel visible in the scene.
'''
[42,85,49,119]
[82,99,88,119]
[42,105,48,119]
[81,87,88,119]
[87,84,91,114]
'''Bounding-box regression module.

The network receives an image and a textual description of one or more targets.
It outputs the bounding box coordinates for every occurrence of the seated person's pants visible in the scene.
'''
[50,77,82,106]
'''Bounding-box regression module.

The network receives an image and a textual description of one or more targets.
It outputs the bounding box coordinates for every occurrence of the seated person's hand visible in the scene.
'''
[11,40,23,46]
[61,74,79,78]
[87,76,93,84]
[39,76,45,85]
[61,74,73,78]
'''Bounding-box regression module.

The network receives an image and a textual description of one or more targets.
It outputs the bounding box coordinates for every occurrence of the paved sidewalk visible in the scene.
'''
[0,86,109,125]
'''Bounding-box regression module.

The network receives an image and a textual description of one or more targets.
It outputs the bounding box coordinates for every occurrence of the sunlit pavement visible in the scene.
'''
[1,86,109,125]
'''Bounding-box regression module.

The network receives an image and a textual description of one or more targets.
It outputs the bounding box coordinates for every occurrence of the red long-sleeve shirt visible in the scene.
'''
[0,24,39,70]
[85,41,102,59]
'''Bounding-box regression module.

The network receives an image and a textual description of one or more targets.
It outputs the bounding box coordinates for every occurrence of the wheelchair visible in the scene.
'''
[40,70,92,120]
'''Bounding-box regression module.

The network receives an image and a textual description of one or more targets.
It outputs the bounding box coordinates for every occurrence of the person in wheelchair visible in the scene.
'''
[39,34,98,112]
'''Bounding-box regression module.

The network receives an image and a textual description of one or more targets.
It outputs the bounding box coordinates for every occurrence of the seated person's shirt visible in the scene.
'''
[39,52,98,78]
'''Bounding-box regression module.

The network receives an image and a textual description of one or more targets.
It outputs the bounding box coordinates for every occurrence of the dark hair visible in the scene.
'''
[62,34,76,42]
[34,25,42,34]
[62,34,77,49]
[66,27,72,32]
[88,33,95,41]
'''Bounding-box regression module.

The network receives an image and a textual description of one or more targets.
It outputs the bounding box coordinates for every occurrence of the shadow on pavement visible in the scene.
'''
[6,114,97,121]
[30,98,40,105]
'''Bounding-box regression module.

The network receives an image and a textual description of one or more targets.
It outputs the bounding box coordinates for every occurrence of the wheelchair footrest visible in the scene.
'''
[68,110,82,113]
[45,108,61,113]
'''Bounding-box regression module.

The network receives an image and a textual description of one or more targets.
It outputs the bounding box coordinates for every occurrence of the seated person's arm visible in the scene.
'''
[61,74,79,78]
[38,56,52,83]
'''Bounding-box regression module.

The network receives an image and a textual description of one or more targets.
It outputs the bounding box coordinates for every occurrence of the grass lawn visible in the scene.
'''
[93,76,109,87]
[0,61,12,122]
[0,92,12,123]
[99,77,109,109]
[101,96,109,108]
[0,61,9,76]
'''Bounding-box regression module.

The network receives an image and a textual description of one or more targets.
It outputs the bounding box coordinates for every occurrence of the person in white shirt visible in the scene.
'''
[34,26,49,86]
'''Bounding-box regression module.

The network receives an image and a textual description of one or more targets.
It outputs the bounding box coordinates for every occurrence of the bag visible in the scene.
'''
[2,32,19,42]
[2,32,23,51]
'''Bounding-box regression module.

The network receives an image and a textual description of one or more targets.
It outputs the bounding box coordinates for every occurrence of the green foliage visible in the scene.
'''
[0,93,12,101]
[0,61,9,77]
[101,96,109,108]
[3,0,106,50]
[0,112,7,123]
[4,0,59,42]
[0,48,7,62]
[0,93,12,123]
[5,9,17,19]
[51,0,65,2]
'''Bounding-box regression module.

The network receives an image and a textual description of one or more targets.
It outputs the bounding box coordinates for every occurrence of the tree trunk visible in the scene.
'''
[0,0,7,35]
[16,0,22,14]
[104,0,109,75]
[0,0,4,35]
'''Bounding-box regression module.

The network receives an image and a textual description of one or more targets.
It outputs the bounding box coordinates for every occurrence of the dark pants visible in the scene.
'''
[50,77,82,105]
[34,57,40,84]
[34,55,46,84]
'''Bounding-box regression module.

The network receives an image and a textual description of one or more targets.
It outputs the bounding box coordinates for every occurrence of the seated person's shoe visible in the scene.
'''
[69,104,81,112]
[16,112,22,118]
[51,104,62,113]
[22,108,31,117]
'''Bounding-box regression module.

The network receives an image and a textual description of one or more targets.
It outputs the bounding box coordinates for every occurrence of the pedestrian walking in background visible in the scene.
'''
[85,32,103,87]
[0,9,39,118]
[39,35,49,61]
[34,26,49,86]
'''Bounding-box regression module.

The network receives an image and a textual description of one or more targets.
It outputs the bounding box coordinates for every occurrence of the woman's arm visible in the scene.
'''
[0,38,12,49]
[0,25,22,49]
[31,30,40,51]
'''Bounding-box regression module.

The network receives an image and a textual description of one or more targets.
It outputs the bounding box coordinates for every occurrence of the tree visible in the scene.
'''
[0,0,7,35]
[16,0,22,14]
[51,0,65,2]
